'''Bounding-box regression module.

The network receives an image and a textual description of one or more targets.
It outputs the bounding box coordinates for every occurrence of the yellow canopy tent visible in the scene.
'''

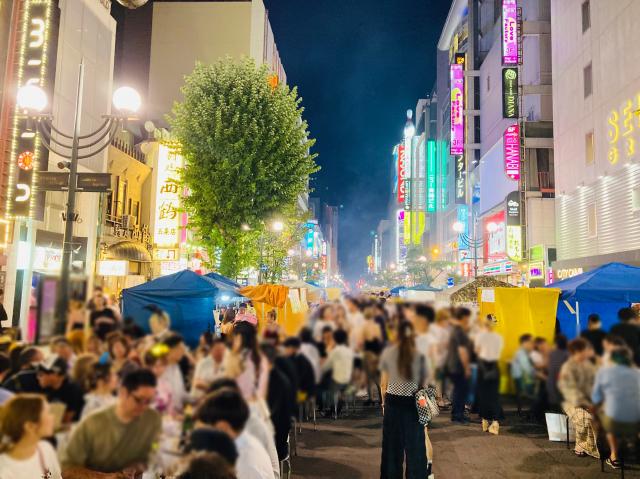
[240,284,308,336]
[478,287,561,392]
[325,288,342,301]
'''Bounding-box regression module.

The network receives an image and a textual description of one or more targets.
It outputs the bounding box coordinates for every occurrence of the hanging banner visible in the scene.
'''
[426,140,437,212]
[455,155,466,204]
[450,64,465,155]
[502,67,519,118]
[507,226,523,261]
[154,144,184,247]
[397,144,406,203]
[504,124,521,180]
[502,0,519,65]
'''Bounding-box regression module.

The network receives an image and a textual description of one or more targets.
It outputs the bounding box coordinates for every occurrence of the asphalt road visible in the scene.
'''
[291,406,640,478]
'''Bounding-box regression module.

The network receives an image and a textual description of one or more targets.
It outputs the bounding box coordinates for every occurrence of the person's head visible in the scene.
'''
[266,310,277,324]
[435,308,451,325]
[18,346,44,371]
[178,451,236,479]
[319,304,335,322]
[163,333,185,364]
[200,331,214,350]
[413,304,435,332]
[452,307,472,330]
[283,337,301,357]
[37,355,68,389]
[188,429,238,465]
[397,320,416,380]
[238,303,248,314]
[587,314,601,330]
[519,334,534,351]
[210,338,227,364]
[71,353,98,392]
[149,310,171,335]
[618,307,637,323]
[534,337,549,352]
[0,352,10,382]
[92,286,104,302]
[610,347,633,367]
[299,327,313,344]
[567,338,590,360]
[322,326,334,344]
[344,297,360,314]
[144,344,170,378]
[88,361,117,394]
[484,314,498,330]
[207,377,240,396]
[333,329,348,346]
[195,388,249,439]
[554,334,568,351]
[603,334,626,354]
[118,368,157,419]
[107,333,130,361]
[0,395,54,450]
[51,337,73,361]
[259,341,278,366]
[93,293,106,310]
[222,308,236,324]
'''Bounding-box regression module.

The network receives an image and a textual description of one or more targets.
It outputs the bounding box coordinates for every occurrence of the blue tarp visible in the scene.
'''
[390,286,406,296]
[122,270,221,347]
[204,272,241,290]
[407,284,442,292]
[547,263,640,338]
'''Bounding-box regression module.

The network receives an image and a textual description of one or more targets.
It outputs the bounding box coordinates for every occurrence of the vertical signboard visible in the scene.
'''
[484,211,507,262]
[455,155,466,204]
[503,124,520,180]
[396,209,407,267]
[502,68,519,119]
[505,191,522,261]
[450,64,465,155]
[502,0,519,65]
[457,204,469,257]
[7,0,59,219]
[154,144,184,247]
[397,144,406,203]
[439,140,448,210]
[426,140,437,212]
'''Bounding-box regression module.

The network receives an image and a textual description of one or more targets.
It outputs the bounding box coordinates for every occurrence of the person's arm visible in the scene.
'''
[380,370,388,411]
[591,370,604,407]
[458,345,471,378]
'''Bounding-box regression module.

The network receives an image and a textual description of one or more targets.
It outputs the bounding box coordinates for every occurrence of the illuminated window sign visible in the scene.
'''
[529,262,544,279]
[450,64,465,155]
[504,124,520,180]
[502,68,519,119]
[426,140,437,212]
[556,268,583,280]
[502,0,519,66]
[506,225,522,261]
[455,155,466,204]
[7,0,59,219]
[397,144,406,203]
[484,211,507,262]
[154,144,183,247]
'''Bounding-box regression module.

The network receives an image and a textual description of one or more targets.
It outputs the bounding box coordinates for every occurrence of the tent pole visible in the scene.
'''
[575,301,580,338]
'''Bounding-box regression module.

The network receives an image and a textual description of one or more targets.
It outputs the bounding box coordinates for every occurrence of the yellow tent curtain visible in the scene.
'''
[240,284,306,336]
[239,284,289,308]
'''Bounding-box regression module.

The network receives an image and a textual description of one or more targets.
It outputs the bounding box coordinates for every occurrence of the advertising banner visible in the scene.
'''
[450,64,465,155]
[427,140,437,212]
[455,155,466,204]
[504,124,521,180]
[506,225,522,261]
[484,211,507,262]
[502,67,519,118]
[396,209,407,267]
[502,0,519,65]
[397,144,406,203]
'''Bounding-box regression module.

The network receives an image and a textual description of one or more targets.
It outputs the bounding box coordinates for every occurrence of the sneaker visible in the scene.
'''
[482,419,489,432]
[606,458,621,469]
[488,421,499,435]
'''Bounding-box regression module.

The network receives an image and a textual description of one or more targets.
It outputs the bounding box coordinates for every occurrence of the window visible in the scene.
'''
[585,131,594,165]
[583,63,592,98]
[633,187,640,212]
[486,75,491,92]
[582,0,591,33]
[587,203,597,237]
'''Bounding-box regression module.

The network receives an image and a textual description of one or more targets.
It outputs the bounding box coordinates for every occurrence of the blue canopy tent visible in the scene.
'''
[407,284,442,292]
[390,286,407,296]
[204,272,241,290]
[122,270,227,347]
[547,263,640,338]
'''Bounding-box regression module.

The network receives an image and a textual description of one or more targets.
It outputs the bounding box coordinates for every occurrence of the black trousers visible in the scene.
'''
[380,394,428,479]
[476,361,500,421]
[450,373,470,421]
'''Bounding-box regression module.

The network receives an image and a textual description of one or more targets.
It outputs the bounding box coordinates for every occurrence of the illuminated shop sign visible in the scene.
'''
[457,204,469,256]
[502,68,519,119]
[397,144,406,203]
[506,225,522,261]
[484,211,506,262]
[404,138,413,212]
[97,260,128,277]
[504,124,520,180]
[396,209,407,267]
[427,140,437,212]
[506,191,521,226]
[154,144,183,247]
[502,0,519,66]
[607,94,640,165]
[455,155,466,204]
[450,64,465,155]
[556,268,583,280]
[305,224,314,256]
[438,140,448,210]
[7,0,59,219]
[484,261,514,276]
[529,262,544,279]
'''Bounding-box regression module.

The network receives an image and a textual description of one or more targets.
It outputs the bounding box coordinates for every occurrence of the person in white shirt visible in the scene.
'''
[191,338,227,398]
[195,388,274,479]
[475,314,504,435]
[160,333,188,412]
[312,304,336,343]
[344,297,366,351]
[321,329,354,415]
[300,328,322,384]
[0,395,62,479]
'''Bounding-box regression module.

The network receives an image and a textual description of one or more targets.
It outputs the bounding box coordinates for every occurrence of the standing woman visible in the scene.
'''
[0,395,61,478]
[380,321,428,479]
[475,314,504,434]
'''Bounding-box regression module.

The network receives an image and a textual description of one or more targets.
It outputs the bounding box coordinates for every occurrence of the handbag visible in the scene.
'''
[415,388,432,426]
[425,385,440,418]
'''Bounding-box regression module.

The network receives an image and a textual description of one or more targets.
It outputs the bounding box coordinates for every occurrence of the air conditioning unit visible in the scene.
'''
[121,215,132,229]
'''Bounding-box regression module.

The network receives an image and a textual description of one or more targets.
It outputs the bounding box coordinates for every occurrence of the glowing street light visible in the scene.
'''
[452,221,465,233]
[112,86,141,113]
[271,220,284,232]
[418,256,428,262]
[16,84,47,112]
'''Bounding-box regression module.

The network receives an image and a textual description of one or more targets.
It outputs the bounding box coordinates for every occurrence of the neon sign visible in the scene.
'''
[607,94,640,165]
[426,140,437,212]
[450,64,465,155]
[502,68,519,119]
[154,144,183,247]
[504,124,520,180]
[502,0,519,65]
[397,144,406,203]
[455,155,466,204]
[7,0,58,219]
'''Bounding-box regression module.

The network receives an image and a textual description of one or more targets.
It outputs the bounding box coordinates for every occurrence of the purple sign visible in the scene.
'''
[450,64,464,156]
[504,124,520,180]
[502,0,519,65]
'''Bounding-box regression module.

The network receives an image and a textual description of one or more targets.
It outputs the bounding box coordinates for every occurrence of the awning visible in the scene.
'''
[105,241,152,263]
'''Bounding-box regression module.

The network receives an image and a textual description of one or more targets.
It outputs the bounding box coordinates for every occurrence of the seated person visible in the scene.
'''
[188,428,238,466]
[511,334,535,398]
[62,369,161,478]
[178,451,236,479]
[37,355,85,424]
[2,347,44,393]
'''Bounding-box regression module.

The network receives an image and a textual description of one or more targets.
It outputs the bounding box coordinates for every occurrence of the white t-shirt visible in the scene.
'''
[235,430,274,479]
[190,354,226,397]
[312,319,335,343]
[0,440,62,479]
[161,363,186,411]
[428,323,451,368]
[245,410,280,479]
[300,342,321,384]
[415,333,438,384]
[475,331,504,362]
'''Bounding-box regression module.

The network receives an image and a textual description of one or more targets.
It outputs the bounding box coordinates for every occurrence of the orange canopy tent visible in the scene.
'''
[240,284,308,336]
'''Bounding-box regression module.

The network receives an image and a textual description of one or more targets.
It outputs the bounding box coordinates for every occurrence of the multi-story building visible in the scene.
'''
[322,203,339,278]
[551,0,640,276]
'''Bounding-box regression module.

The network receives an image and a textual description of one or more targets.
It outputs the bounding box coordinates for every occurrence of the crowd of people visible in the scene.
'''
[0,285,639,477]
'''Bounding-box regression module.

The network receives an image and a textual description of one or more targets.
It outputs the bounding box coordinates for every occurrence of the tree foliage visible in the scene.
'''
[170,58,319,277]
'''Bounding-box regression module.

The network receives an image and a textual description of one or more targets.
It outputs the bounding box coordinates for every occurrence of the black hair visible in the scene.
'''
[201,331,214,347]
[587,314,601,324]
[259,341,278,364]
[321,325,333,334]
[604,334,626,348]
[207,377,240,395]
[333,329,348,345]
[18,347,41,370]
[454,307,472,320]
[554,334,568,350]
[0,352,10,375]
[163,333,185,349]
[188,429,238,465]
[121,368,157,392]
[299,327,313,343]
[618,307,637,322]
[568,338,589,354]
[233,321,261,380]
[178,451,235,479]
[519,334,533,344]
[195,389,249,433]
[283,337,301,349]
[414,304,435,323]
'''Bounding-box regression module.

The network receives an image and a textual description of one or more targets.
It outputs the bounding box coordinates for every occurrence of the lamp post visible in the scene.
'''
[452,221,496,279]
[17,61,141,336]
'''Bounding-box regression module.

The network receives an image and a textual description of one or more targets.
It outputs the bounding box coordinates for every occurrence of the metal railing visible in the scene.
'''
[110,137,145,163]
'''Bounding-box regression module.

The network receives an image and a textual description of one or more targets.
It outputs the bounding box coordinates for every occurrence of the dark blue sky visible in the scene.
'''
[264,0,450,282]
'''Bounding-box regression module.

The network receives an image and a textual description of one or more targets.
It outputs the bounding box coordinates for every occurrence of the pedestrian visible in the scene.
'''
[362,306,384,404]
[546,334,569,411]
[0,395,61,479]
[312,304,336,343]
[380,320,429,479]
[445,307,473,423]
[178,451,236,479]
[89,293,119,342]
[262,309,283,345]
[610,307,640,364]
[0,352,13,405]
[36,354,85,424]
[474,314,503,434]
[511,334,536,409]
[2,347,44,393]
[160,333,189,411]
[299,327,321,385]
[321,329,354,415]
[225,321,269,402]
[581,314,606,357]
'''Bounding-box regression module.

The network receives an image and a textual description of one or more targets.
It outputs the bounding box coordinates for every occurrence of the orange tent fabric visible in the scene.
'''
[239,284,289,308]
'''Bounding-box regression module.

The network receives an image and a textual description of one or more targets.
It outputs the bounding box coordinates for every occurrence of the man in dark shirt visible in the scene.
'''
[2,346,44,393]
[283,337,317,401]
[446,307,473,423]
[37,355,85,423]
[610,307,640,364]
[580,314,606,356]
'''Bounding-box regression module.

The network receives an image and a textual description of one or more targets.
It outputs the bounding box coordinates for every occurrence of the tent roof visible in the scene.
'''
[547,262,640,303]
[450,276,515,304]
[390,285,407,295]
[408,284,442,292]
[124,270,221,297]
[204,272,241,291]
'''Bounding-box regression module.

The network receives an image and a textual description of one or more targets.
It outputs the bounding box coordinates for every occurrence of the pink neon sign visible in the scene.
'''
[450,64,464,155]
[504,124,520,180]
[502,0,519,65]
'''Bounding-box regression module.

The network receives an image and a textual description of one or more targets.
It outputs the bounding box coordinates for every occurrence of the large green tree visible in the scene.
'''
[170,58,318,277]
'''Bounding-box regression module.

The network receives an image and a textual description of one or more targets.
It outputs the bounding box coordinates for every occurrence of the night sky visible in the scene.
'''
[263,0,451,282]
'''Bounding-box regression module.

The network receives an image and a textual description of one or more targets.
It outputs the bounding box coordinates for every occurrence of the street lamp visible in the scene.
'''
[17,61,140,336]
[403,109,415,139]
[271,220,284,232]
